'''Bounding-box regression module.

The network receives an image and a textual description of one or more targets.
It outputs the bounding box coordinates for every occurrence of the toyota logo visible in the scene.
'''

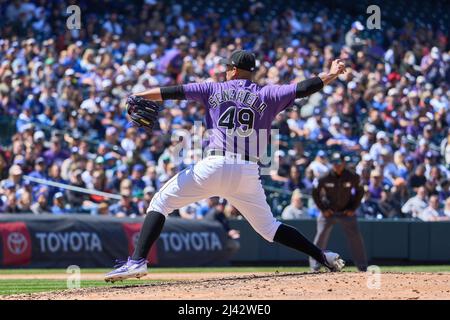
[7,232,28,255]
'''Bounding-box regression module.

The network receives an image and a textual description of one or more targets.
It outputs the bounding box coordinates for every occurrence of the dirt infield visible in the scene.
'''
[2,271,450,300]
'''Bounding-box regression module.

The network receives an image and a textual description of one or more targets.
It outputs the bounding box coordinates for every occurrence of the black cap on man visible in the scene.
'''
[221,50,256,72]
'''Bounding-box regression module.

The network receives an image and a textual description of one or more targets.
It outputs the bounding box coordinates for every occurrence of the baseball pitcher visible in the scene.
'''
[105,50,347,282]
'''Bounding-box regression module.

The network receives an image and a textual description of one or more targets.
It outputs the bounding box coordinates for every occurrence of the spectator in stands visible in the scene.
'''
[439,181,450,203]
[345,21,365,51]
[388,178,410,217]
[202,197,240,256]
[378,189,397,218]
[359,186,384,219]
[130,164,147,195]
[2,192,20,213]
[43,137,69,166]
[138,186,155,216]
[60,147,81,180]
[158,162,178,186]
[86,170,110,206]
[412,139,429,165]
[384,151,408,182]
[0,0,448,219]
[29,157,47,182]
[301,168,315,194]
[356,153,373,176]
[444,198,450,218]
[369,132,392,164]
[204,197,240,240]
[109,192,139,218]
[303,107,324,140]
[425,153,449,182]
[281,189,307,219]
[368,170,384,200]
[327,122,361,152]
[401,186,428,218]
[418,195,450,221]
[17,189,32,213]
[2,164,23,190]
[408,164,427,191]
[358,124,377,151]
[46,163,66,200]
[106,164,126,194]
[270,150,291,183]
[95,202,110,216]
[30,190,50,214]
[0,181,16,209]
[50,192,70,215]
[307,150,329,179]
[179,203,199,219]
[286,107,306,138]
[195,197,219,220]
[286,166,305,191]
[440,129,450,167]
[0,152,7,181]
[65,169,87,211]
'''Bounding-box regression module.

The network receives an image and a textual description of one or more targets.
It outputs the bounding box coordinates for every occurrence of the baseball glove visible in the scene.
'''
[126,95,160,133]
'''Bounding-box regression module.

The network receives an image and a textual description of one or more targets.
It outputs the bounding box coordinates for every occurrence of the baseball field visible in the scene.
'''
[0,266,449,300]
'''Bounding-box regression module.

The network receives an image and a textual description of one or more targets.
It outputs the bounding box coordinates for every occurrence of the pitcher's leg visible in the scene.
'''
[309,215,335,270]
[274,224,329,266]
[132,166,210,260]
[227,183,329,266]
[132,211,165,260]
[149,167,202,217]
[226,182,281,243]
[106,164,216,282]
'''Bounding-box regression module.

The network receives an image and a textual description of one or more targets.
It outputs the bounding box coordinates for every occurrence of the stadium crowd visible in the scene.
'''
[0,0,449,222]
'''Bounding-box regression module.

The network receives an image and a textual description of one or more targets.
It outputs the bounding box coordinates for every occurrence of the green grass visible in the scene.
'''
[372,265,450,273]
[1,265,450,275]
[0,279,165,295]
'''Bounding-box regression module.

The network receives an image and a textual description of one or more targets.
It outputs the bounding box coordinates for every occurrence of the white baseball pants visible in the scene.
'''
[148,155,281,242]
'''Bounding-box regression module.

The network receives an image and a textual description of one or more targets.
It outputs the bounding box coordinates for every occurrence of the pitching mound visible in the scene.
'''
[3,271,450,300]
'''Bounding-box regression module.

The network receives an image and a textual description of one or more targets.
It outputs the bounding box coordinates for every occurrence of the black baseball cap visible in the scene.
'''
[330,152,345,164]
[220,50,256,72]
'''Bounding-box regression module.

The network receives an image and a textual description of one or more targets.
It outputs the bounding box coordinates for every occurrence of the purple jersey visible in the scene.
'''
[183,79,297,158]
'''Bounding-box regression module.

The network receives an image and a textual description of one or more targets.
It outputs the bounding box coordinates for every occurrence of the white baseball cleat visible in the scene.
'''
[322,251,345,272]
[104,257,148,283]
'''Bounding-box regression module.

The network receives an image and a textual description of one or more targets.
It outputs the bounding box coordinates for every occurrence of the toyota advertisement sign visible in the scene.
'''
[0,222,32,266]
[0,215,234,268]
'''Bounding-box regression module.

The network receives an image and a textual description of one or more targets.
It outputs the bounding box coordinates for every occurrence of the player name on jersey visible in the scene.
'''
[208,88,268,114]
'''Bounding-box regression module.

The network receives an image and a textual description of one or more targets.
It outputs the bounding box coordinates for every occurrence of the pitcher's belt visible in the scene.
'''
[207,149,259,163]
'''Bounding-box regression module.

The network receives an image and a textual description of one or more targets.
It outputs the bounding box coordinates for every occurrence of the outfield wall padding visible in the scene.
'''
[229,219,450,264]
[1,215,449,268]
[0,214,232,268]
